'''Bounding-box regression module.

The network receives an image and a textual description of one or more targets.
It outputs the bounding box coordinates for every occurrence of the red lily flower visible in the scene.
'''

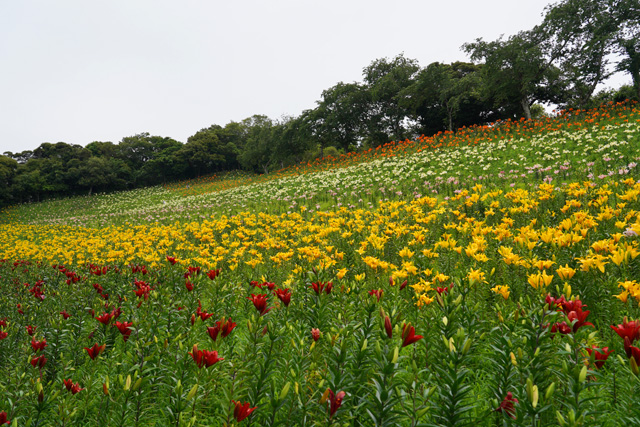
[0,411,10,425]
[185,280,194,292]
[63,379,84,394]
[551,321,572,336]
[401,324,423,347]
[85,343,106,360]
[327,389,346,419]
[60,310,71,319]
[114,321,133,342]
[220,317,237,337]
[166,256,177,265]
[0,318,6,328]
[31,338,47,352]
[248,294,271,315]
[196,301,214,321]
[311,328,321,342]
[496,392,518,419]
[206,325,221,341]
[586,346,613,369]
[436,285,450,295]
[310,281,332,295]
[567,307,594,332]
[368,289,383,302]
[560,298,585,314]
[275,288,291,307]
[611,318,640,343]
[232,400,257,422]
[399,280,408,290]
[628,342,640,366]
[0,331,7,340]
[384,316,392,339]
[189,344,224,368]
[206,269,221,280]
[95,312,112,325]
[253,281,275,291]
[188,266,202,276]
[26,325,36,336]
[30,355,47,368]
[133,280,151,300]
[545,294,567,310]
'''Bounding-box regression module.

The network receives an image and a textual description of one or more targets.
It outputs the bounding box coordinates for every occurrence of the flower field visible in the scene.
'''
[1,101,640,426]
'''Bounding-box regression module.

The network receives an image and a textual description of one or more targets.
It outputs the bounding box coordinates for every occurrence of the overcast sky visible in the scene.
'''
[0,1,631,154]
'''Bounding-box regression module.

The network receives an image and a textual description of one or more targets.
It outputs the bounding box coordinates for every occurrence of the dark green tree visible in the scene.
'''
[308,82,370,153]
[611,0,640,101]
[401,62,485,133]
[0,155,18,206]
[238,115,275,174]
[464,31,565,119]
[362,54,420,145]
[537,0,617,108]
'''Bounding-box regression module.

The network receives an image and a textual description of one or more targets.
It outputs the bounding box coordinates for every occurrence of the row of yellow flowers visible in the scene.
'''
[1,178,639,307]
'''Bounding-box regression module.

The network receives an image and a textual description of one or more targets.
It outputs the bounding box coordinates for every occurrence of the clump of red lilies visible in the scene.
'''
[310,281,333,295]
[206,317,237,341]
[248,294,271,315]
[133,279,151,302]
[585,346,613,369]
[30,355,47,368]
[251,280,275,291]
[196,300,214,321]
[611,317,640,366]
[496,392,518,419]
[206,268,221,280]
[189,344,224,368]
[232,400,257,422]
[545,294,593,334]
[63,379,84,394]
[274,288,291,306]
[369,289,383,302]
[31,338,47,352]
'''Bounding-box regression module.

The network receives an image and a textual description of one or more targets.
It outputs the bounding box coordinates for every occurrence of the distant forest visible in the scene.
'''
[1,0,638,206]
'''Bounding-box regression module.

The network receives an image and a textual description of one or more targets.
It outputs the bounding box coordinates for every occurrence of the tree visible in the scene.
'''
[464,31,565,119]
[538,0,617,108]
[238,115,275,174]
[0,155,18,206]
[362,54,420,145]
[308,82,369,153]
[184,125,242,174]
[73,157,130,195]
[269,115,314,168]
[401,62,486,133]
[611,0,640,100]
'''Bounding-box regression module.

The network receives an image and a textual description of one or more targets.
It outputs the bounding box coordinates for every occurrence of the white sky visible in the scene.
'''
[0,0,631,154]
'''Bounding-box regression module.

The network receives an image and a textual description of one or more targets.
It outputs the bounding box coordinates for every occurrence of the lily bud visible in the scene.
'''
[630,356,640,376]
[384,316,392,339]
[545,382,555,401]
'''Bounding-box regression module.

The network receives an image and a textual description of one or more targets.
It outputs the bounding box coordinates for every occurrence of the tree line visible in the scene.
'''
[1,0,638,206]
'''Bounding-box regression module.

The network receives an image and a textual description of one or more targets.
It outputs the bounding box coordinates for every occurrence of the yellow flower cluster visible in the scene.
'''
[1,178,639,308]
